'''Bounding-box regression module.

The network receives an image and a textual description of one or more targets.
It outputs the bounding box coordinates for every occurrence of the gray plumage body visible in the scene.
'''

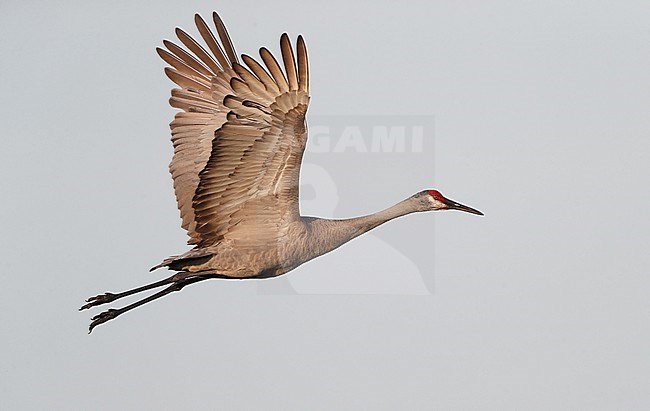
[164,193,432,278]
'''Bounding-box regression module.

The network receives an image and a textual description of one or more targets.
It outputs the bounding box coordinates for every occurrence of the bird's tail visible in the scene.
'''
[149,256,177,272]
[150,249,214,272]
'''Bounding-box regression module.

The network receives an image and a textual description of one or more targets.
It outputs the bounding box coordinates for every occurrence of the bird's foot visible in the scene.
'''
[79,293,118,311]
[88,309,120,333]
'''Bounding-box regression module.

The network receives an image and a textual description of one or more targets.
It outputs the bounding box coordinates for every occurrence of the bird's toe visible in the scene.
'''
[79,293,117,311]
[88,309,119,333]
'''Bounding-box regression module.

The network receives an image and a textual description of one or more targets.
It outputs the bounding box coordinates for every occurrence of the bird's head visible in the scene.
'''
[419,189,483,215]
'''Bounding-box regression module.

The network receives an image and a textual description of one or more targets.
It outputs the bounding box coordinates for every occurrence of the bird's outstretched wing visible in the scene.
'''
[158,12,238,245]
[159,12,310,248]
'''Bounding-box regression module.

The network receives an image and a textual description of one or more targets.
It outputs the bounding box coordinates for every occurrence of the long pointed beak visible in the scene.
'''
[443,198,484,216]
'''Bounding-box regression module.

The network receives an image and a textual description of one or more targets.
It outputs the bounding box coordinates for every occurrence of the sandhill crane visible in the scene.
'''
[81,11,483,333]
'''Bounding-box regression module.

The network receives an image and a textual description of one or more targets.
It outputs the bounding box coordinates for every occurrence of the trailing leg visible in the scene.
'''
[87,274,218,333]
[80,271,195,311]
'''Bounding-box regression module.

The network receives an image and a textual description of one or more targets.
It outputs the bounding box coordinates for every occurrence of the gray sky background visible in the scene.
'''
[1,1,649,409]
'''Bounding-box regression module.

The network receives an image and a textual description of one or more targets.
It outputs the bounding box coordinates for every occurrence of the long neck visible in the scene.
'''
[348,196,421,234]
[303,195,422,260]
